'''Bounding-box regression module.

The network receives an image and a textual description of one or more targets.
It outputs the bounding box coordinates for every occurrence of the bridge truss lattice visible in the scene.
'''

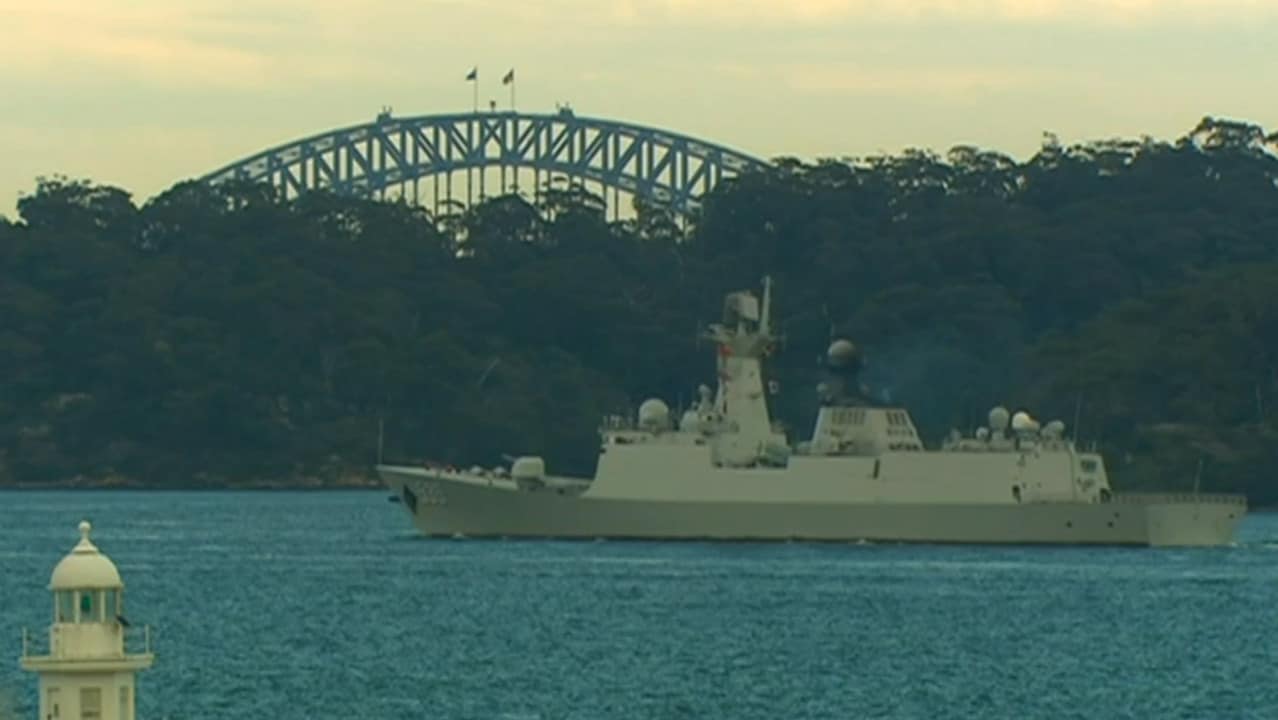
[200,110,770,219]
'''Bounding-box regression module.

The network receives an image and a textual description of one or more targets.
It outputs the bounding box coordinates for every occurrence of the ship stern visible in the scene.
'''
[1126,494,1248,547]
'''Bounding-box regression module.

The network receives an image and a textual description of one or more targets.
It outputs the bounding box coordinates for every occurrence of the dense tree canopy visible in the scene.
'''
[2,117,1276,501]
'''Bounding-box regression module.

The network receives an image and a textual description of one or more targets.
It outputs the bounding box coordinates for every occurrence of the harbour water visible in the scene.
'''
[2,490,1276,719]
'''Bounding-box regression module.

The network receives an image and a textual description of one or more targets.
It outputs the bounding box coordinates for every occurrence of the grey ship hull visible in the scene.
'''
[379,466,1245,547]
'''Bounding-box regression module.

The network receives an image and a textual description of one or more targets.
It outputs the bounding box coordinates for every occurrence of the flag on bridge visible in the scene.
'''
[466,67,478,113]
[502,69,516,111]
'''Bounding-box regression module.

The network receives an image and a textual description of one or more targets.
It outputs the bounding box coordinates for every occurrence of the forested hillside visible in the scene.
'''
[2,117,1275,501]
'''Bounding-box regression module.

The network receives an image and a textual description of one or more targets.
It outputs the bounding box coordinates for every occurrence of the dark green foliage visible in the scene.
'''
[1026,264,1278,500]
[1,118,1276,501]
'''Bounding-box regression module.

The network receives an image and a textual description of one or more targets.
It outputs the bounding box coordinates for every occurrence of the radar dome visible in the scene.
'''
[975,427,990,441]
[1011,411,1039,433]
[638,398,670,429]
[1043,420,1066,438]
[988,406,1010,432]
[826,339,862,369]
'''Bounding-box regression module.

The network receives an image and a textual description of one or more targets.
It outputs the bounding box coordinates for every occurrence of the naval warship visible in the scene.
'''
[378,279,1246,546]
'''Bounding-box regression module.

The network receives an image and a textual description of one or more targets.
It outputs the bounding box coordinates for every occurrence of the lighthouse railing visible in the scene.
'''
[19,627,47,659]
[124,625,154,656]
[19,624,153,659]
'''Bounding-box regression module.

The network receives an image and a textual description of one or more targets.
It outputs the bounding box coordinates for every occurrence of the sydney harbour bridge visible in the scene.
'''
[200,107,771,220]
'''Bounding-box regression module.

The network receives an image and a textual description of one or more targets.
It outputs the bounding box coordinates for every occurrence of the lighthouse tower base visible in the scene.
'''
[22,629,155,719]
[19,670,144,720]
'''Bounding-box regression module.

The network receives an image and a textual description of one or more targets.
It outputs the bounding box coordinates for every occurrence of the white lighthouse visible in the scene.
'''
[20,521,154,720]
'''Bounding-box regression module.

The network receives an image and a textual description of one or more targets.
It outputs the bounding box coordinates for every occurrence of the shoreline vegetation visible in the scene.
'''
[0,472,383,491]
[1,117,1276,502]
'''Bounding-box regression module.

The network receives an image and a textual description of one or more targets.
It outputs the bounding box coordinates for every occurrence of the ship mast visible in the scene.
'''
[759,275,773,338]
[702,277,786,466]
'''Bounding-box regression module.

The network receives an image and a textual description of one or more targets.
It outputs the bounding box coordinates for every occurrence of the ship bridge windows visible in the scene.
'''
[885,411,912,427]
[831,408,866,425]
[1079,459,1099,473]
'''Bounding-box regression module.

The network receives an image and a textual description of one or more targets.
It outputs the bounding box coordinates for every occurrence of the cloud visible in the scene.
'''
[0,121,236,203]
[605,0,1276,25]
[783,64,1044,94]
[0,1,386,89]
[2,3,243,79]
[0,0,1274,214]
[708,60,1081,97]
[2,0,1268,93]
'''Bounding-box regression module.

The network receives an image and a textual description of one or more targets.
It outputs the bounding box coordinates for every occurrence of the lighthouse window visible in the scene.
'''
[78,591,102,623]
[105,590,119,622]
[79,687,102,719]
[56,591,74,622]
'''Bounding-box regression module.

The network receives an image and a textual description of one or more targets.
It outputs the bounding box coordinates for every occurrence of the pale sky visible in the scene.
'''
[1,0,1275,216]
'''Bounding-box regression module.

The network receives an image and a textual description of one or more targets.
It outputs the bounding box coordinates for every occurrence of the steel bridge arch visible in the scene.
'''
[200,110,770,217]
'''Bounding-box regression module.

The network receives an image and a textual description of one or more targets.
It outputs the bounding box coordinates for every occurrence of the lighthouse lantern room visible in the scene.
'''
[20,521,154,720]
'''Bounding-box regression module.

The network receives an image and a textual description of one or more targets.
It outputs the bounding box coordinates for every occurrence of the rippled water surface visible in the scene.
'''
[2,491,1276,719]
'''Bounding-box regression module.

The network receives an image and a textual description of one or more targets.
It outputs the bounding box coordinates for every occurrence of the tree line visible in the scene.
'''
[1,116,1275,501]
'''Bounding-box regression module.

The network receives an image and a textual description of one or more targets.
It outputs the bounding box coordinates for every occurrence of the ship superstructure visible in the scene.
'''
[378,279,1245,546]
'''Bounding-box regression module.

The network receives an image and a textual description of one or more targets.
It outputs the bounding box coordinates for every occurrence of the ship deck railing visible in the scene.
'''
[1110,492,1247,506]
[1026,493,1247,507]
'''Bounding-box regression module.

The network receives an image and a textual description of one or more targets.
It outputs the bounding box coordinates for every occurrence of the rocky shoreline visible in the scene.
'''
[0,468,386,490]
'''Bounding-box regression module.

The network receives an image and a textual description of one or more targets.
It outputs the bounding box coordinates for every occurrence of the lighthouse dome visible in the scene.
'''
[49,521,123,590]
